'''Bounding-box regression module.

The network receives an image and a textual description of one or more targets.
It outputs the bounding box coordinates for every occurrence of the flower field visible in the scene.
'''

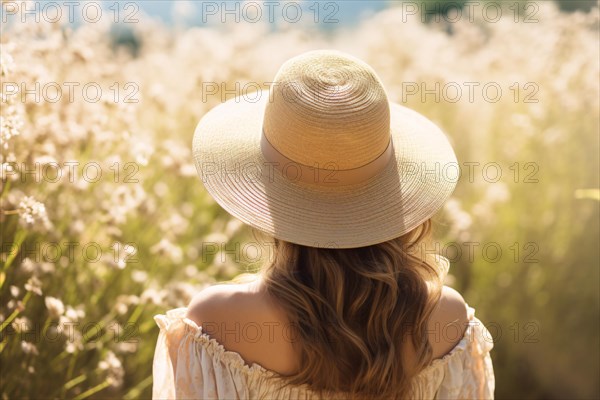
[1,2,598,399]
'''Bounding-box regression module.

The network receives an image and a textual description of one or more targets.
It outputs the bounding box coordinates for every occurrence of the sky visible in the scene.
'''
[133,0,392,27]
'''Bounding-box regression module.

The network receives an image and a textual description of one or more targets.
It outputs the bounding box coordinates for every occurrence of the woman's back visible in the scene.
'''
[152,278,494,399]
[183,278,470,377]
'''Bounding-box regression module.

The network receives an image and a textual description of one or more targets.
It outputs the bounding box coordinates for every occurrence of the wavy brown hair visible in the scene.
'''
[257,218,444,399]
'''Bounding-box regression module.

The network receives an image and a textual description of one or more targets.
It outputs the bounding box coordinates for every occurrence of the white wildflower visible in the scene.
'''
[18,196,52,230]
[44,296,65,318]
[114,302,128,316]
[99,351,124,388]
[65,330,84,354]
[140,288,164,306]
[64,306,85,322]
[109,242,137,270]
[0,50,15,77]
[131,140,154,166]
[159,212,188,236]
[150,238,183,264]
[21,341,39,356]
[131,269,148,283]
[484,182,511,204]
[115,341,138,353]
[0,113,24,149]
[24,276,42,295]
[12,317,31,333]
[444,198,472,233]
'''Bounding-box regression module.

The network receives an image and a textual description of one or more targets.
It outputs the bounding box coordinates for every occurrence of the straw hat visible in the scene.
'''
[192,50,458,248]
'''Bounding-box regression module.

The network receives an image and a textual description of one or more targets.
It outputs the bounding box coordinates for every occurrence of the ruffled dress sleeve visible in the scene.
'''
[411,305,495,399]
[152,307,252,399]
[152,309,180,400]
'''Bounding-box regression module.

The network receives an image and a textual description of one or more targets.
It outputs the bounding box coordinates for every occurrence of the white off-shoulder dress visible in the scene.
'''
[152,305,495,399]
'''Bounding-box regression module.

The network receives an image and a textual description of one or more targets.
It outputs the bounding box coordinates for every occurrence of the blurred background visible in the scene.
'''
[1,0,598,399]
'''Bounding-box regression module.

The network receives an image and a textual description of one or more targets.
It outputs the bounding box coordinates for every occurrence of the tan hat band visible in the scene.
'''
[260,130,394,186]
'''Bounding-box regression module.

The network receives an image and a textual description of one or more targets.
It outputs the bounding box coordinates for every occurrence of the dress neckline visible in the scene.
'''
[154,302,478,381]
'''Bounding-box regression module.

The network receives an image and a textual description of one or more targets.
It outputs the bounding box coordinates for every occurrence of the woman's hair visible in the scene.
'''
[257,218,444,399]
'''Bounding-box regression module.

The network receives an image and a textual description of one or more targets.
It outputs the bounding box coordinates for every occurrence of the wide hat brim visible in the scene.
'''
[193,90,458,248]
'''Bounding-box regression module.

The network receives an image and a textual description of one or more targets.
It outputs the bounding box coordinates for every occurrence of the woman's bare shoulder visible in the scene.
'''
[184,278,299,374]
[185,280,260,324]
[428,286,469,359]
[185,281,468,372]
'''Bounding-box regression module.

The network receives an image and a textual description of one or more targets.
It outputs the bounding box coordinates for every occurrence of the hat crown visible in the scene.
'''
[263,50,391,170]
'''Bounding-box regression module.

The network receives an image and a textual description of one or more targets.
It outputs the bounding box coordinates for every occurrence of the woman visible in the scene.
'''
[152,50,495,399]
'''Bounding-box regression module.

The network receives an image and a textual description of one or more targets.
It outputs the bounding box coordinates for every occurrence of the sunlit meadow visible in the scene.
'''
[1,1,599,399]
